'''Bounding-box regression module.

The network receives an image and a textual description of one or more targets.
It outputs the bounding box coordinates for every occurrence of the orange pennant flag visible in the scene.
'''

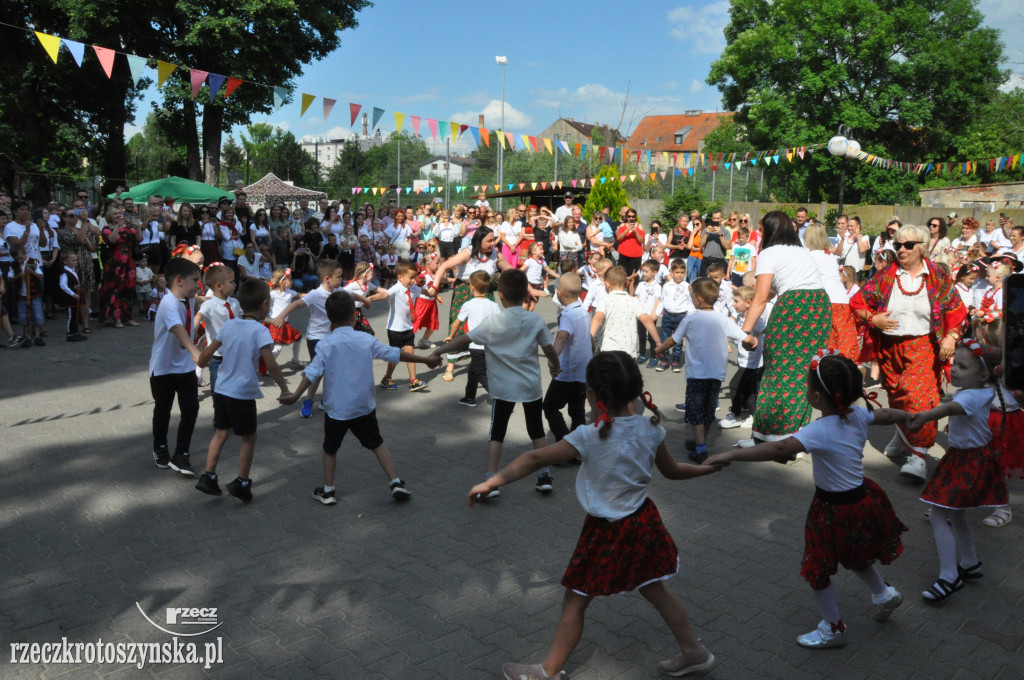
[480,128,490,147]
[544,138,553,154]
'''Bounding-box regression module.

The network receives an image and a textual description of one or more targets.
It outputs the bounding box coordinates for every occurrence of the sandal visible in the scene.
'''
[957,562,984,580]
[982,506,1012,527]
[442,370,455,383]
[922,576,963,603]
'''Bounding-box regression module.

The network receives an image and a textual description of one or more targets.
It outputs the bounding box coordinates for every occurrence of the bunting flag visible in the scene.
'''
[480,127,489,147]
[322,97,336,121]
[371,107,384,130]
[520,134,531,151]
[531,183,538,190]
[469,127,480,146]
[34,32,61,63]
[207,73,226,101]
[349,103,362,126]
[190,69,209,98]
[157,60,177,88]
[411,115,421,136]
[93,46,116,78]
[496,132,506,149]
[438,120,448,140]
[300,93,315,116]
[394,112,405,133]
[451,122,460,140]
[273,86,289,109]
[126,54,147,87]
[64,39,85,67]
[506,132,515,149]
[224,77,243,98]
[427,118,438,139]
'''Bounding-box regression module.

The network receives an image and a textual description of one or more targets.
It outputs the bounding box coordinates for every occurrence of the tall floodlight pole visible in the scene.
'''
[496,56,507,211]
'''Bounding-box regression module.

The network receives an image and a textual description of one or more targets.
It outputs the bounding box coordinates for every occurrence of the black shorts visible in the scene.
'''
[489,398,545,443]
[387,328,415,349]
[323,410,384,454]
[439,241,457,258]
[212,393,258,436]
[306,338,320,360]
[619,255,642,277]
[684,378,721,425]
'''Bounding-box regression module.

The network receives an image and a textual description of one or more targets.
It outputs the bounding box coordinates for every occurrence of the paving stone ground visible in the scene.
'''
[1,295,1022,679]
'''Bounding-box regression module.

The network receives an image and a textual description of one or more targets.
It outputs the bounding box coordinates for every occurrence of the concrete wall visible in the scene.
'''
[920,182,1024,212]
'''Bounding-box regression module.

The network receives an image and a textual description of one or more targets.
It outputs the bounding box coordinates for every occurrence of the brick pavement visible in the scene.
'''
[1,297,1022,679]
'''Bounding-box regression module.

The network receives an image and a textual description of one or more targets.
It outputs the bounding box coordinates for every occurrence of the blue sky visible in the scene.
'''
[127,0,1023,155]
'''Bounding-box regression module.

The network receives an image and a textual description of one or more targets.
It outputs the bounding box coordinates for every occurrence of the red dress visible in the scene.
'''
[988,407,1024,479]
[412,273,440,332]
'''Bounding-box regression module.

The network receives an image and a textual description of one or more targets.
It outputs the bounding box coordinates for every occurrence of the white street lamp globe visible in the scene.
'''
[844,139,861,159]
[828,135,849,157]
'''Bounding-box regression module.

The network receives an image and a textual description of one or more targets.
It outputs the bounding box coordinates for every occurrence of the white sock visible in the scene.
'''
[389,477,401,485]
[811,585,841,627]
[322,485,335,493]
[853,566,887,596]
[272,344,283,358]
[872,585,899,605]
[929,507,961,582]
[949,510,979,568]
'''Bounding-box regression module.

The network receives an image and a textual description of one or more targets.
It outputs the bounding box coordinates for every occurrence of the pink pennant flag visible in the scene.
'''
[93,45,116,78]
[519,183,526,190]
[541,182,547,189]
[619,175,626,183]
[505,131,515,149]
[660,172,666,180]
[572,180,578,188]
[349,103,362,126]
[427,119,438,139]
[189,69,209,98]
[411,115,421,136]
[323,98,336,121]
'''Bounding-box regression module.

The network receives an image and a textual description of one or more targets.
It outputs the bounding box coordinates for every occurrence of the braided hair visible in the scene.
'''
[966,330,1007,443]
[810,352,872,420]
[586,351,661,440]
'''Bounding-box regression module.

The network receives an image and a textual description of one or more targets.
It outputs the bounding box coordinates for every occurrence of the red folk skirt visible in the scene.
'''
[801,479,907,590]
[413,297,439,332]
[989,409,1024,479]
[561,498,679,597]
[920,445,1008,509]
[267,321,301,345]
[878,334,941,454]
[828,303,860,363]
[354,308,374,335]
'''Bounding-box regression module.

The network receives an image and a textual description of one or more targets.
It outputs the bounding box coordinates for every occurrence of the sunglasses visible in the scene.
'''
[739,219,749,223]
[894,241,922,250]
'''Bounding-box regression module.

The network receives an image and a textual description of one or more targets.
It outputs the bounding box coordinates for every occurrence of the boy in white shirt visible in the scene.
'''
[582,257,613,314]
[446,270,500,407]
[542,273,593,444]
[195,279,289,502]
[193,264,241,392]
[430,269,561,496]
[148,257,203,476]
[281,290,439,504]
[590,265,661,358]
[136,254,154,316]
[648,244,672,285]
[706,260,735,318]
[380,260,427,392]
[271,259,367,418]
[720,286,767,430]
[655,278,756,463]
[656,259,696,372]
[635,259,663,368]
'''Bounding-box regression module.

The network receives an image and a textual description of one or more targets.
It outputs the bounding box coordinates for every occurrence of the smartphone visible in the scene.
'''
[1003,273,1024,390]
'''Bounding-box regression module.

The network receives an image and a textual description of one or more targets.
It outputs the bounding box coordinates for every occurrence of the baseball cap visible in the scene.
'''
[947,211,957,219]
[564,191,573,198]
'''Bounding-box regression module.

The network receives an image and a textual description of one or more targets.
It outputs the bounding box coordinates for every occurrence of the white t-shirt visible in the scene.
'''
[564,414,666,520]
[139,221,163,246]
[583,280,607,314]
[149,293,195,376]
[458,249,500,282]
[270,288,298,318]
[660,279,695,315]
[635,280,661,316]
[468,306,551,402]
[730,243,757,276]
[754,245,823,294]
[4,222,42,263]
[386,282,420,332]
[303,286,334,340]
[213,319,274,400]
[948,387,995,449]
[735,312,766,368]
[303,326,400,420]
[580,264,600,290]
[671,309,749,381]
[198,296,242,357]
[595,290,645,355]
[713,279,735,317]
[792,407,871,492]
[238,253,262,279]
[838,235,868,269]
[524,258,546,285]
[436,220,456,243]
[979,228,1011,253]
[458,297,501,350]
[556,230,582,253]
[810,250,850,304]
[555,301,592,383]
[344,280,377,309]
[885,265,932,337]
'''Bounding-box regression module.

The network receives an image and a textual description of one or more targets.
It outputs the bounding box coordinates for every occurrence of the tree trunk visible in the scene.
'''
[99,87,128,197]
[203,104,224,187]
[183,98,202,180]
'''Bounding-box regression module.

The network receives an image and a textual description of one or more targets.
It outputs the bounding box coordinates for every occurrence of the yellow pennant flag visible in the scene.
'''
[451,122,460,139]
[531,183,538,190]
[521,134,531,150]
[394,112,405,133]
[544,138,553,154]
[496,132,507,149]
[300,93,315,117]
[372,188,379,195]
[34,31,62,63]
[157,61,177,88]
[662,152,669,166]
[786,150,795,163]
[494,184,500,192]
[629,174,636,182]
[1013,154,1021,170]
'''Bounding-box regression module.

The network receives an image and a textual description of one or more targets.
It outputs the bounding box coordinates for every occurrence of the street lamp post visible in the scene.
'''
[496,56,507,211]
[827,125,859,218]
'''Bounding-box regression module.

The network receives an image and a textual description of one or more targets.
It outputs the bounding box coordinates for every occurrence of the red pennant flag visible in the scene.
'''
[541,182,548,189]
[599,146,606,160]
[224,77,244,97]
[93,45,116,78]
[460,124,469,135]
[529,136,538,151]
[990,158,996,172]
[349,103,362,126]
[519,183,525,190]
[189,69,208,98]
[636,149,642,164]
[712,165,718,172]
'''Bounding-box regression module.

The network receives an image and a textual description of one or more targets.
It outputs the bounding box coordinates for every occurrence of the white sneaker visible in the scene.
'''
[736,438,756,448]
[719,413,742,429]
[883,433,903,458]
[739,415,753,428]
[899,454,927,481]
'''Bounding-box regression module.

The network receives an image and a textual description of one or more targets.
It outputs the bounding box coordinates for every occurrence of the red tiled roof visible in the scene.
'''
[624,112,732,152]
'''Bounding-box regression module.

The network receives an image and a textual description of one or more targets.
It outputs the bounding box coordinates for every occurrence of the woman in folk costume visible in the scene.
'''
[849,224,967,481]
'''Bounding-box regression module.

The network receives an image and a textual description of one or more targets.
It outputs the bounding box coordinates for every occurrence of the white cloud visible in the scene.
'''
[689,79,704,93]
[665,80,679,91]
[530,84,683,135]
[273,120,290,132]
[667,1,730,55]
[300,126,356,143]
[449,99,532,130]
[978,0,1024,87]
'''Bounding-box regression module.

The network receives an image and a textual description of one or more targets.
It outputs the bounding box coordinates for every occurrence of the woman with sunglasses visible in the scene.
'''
[850,224,967,480]
[926,217,951,262]
[615,208,645,292]
[198,206,220,267]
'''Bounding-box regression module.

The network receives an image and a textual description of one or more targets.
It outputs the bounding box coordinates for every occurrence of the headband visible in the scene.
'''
[171,243,199,258]
[203,262,225,272]
[283,268,291,278]
[809,349,852,416]
[959,339,984,357]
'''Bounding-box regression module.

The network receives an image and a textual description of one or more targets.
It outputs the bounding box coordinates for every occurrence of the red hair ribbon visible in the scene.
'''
[959,339,984,357]
[863,391,882,408]
[641,391,658,413]
[203,261,225,272]
[809,348,842,372]
[593,400,612,428]
[171,243,199,258]
[283,267,291,278]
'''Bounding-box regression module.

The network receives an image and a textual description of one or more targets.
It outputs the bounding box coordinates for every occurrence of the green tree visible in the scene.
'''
[237,123,315,187]
[707,0,1006,204]
[125,110,189,182]
[582,165,631,218]
[655,178,723,229]
[323,139,366,194]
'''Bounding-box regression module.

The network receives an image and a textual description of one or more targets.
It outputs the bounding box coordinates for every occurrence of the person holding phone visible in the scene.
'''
[615,208,645,292]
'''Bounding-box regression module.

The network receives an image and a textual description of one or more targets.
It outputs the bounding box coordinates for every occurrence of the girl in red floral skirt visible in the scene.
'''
[412,253,442,349]
[706,350,909,649]
[267,269,304,368]
[468,351,719,680]
[906,339,1008,602]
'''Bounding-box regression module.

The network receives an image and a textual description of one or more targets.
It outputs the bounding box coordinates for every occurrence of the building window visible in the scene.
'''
[431,163,438,170]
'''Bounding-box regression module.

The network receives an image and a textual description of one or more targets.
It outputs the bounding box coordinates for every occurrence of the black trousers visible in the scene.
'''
[65,304,79,335]
[729,366,764,416]
[150,371,200,455]
[543,379,587,441]
[465,349,489,400]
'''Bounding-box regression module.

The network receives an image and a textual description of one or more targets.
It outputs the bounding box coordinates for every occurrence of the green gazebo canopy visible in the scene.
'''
[107,176,234,204]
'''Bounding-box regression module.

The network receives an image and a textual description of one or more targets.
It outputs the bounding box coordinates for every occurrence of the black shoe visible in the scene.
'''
[389,479,412,500]
[66,333,88,342]
[458,397,477,407]
[685,439,696,451]
[34,336,45,346]
[674,403,686,412]
[195,472,222,496]
[153,445,171,469]
[226,477,253,503]
[535,473,553,493]
[688,450,708,464]
[19,336,32,348]
[313,486,337,505]
[168,452,195,477]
